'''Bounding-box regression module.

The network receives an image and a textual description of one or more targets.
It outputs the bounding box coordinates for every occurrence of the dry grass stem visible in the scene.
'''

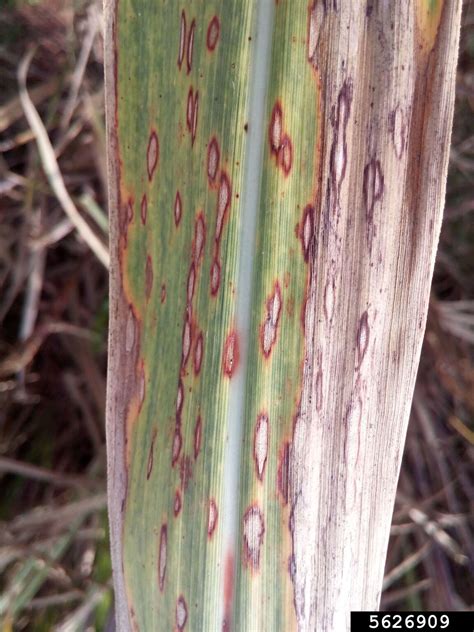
[17,49,109,268]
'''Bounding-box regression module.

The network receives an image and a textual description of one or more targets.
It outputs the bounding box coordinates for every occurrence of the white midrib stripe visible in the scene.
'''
[218,0,275,626]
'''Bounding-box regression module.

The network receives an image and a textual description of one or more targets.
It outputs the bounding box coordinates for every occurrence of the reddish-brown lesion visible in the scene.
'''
[186,88,193,133]
[269,101,283,158]
[118,196,134,252]
[209,170,232,298]
[174,489,182,517]
[180,312,193,370]
[186,18,196,74]
[207,498,219,538]
[175,378,184,425]
[193,414,202,459]
[215,172,232,242]
[242,504,265,572]
[222,330,240,378]
[170,208,208,472]
[176,594,188,630]
[210,257,221,296]
[158,523,167,592]
[185,88,199,146]
[269,101,293,176]
[172,427,183,467]
[191,90,199,146]
[146,427,157,480]
[253,412,269,482]
[206,15,220,51]
[259,281,283,359]
[174,191,183,227]
[137,359,146,412]
[140,193,147,225]
[179,455,193,491]
[207,137,220,185]
[279,134,293,175]
[192,213,206,263]
[178,10,186,70]
[146,129,159,181]
[193,331,204,376]
[299,204,315,263]
[171,376,184,467]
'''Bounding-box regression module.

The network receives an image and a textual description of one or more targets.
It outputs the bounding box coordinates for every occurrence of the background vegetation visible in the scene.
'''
[0,0,472,629]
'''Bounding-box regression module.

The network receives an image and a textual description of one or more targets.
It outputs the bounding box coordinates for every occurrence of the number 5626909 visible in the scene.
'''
[368,614,450,629]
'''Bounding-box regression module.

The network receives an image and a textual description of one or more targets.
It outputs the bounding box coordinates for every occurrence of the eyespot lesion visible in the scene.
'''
[356,310,370,369]
[186,18,196,75]
[207,499,219,538]
[222,330,239,378]
[175,594,188,630]
[260,281,283,359]
[174,191,182,227]
[146,130,159,181]
[206,16,220,52]
[388,105,407,160]
[146,427,157,480]
[363,158,384,252]
[269,101,294,176]
[254,412,269,481]
[193,332,204,376]
[329,79,353,214]
[178,10,186,70]
[193,415,202,459]
[158,524,167,592]
[300,204,315,263]
[140,193,147,225]
[207,137,220,184]
[174,489,182,517]
[242,505,265,571]
[185,88,199,146]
